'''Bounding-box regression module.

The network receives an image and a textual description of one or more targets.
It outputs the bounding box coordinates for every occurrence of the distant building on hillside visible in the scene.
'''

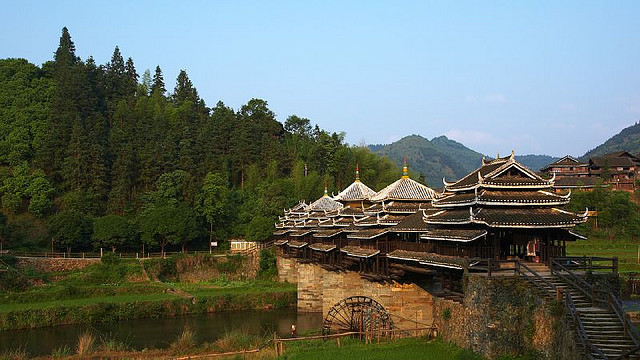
[540,151,640,191]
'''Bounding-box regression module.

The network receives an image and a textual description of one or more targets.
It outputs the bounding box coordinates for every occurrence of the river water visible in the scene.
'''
[0,310,323,356]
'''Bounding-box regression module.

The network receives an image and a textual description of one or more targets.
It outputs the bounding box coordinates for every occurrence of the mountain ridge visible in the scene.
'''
[368,135,560,185]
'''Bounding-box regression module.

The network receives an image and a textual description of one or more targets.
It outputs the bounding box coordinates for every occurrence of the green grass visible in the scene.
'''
[566,235,640,273]
[277,338,487,360]
[0,292,179,312]
[276,337,539,360]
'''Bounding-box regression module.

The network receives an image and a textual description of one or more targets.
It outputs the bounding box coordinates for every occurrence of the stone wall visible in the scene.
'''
[433,275,574,359]
[17,257,100,272]
[276,256,298,283]
[298,262,324,312]
[320,269,434,329]
[291,261,435,329]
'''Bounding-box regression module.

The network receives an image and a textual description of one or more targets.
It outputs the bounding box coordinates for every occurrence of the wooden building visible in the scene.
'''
[274,153,588,281]
[540,151,640,191]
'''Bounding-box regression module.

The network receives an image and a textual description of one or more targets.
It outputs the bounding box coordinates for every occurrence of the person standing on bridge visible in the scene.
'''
[291,323,297,338]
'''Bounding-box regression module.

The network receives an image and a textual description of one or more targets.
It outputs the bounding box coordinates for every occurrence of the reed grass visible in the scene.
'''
[76,331,96,355]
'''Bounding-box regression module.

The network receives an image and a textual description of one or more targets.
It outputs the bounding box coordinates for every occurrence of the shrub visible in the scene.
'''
[442,307,451,320]
[259,249,277,279]
[100,252,120,265]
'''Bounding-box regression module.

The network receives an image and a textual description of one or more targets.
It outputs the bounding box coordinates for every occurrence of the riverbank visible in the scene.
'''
[0,252,295,331]
[14,334,517,360]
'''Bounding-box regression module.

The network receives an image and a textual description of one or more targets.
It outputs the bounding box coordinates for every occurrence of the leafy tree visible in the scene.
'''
[92,214,137,252]
[196,172,229,245]
[49,210,92,254]
[139,202,200,255]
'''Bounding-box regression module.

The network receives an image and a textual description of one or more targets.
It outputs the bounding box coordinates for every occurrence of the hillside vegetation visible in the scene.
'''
[370,134,559,186]
[0,28,401,254]
[370,135,483,187]
[582,122,640,159]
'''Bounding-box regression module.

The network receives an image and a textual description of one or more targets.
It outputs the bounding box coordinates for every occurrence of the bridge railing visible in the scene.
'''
[564,293,606,360]
[551,256,618,274]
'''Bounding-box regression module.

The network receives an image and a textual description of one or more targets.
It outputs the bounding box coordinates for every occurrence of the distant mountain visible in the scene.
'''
[369,135,560,185]
[582,122,640,159]
[514,155,559,172]
[369,135,484,187]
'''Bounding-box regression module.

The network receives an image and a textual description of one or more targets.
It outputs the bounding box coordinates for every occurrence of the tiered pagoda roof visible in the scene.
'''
[333,164,376,202]
[370,158,438,202]
[425,151,587,236]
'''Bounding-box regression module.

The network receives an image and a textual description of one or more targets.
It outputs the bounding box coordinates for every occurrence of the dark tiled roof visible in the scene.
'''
[421,228,487,242]
[541,155,588,170]
[384,201,432,213]
[433,192,476,206]
[307,211,327,219]
[473,208,586,228]
[273,229,293,236]
[554,177,601,188]
[387,250,468,269]
[339,207,365,216]
[334,217,355,226]
[389,211,430,232]
[309,243,337,252]
[377,214,407,225]
[445,156,550,191]
[341,245,380,258]
[355,216,379,226]
[444,161,506,190]
[479,190,569,204]
[363,203,384,215]
[346,228,389,239]
[288,240,308,248]
[483,176,550,187]
[312,229,345,238]
[290,230,313,237]
[425,209,472,224]
[274,239,288,246]
[590,154,640,168]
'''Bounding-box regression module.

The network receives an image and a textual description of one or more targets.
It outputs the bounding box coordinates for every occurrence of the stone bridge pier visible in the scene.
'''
[277,257,435,329]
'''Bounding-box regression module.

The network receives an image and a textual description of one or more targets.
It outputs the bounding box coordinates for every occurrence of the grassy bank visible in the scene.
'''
[566,232,640,273]
[19,333,544,360]
[275,337,487,360]
[0,252,295,331]
[0,286,295,331]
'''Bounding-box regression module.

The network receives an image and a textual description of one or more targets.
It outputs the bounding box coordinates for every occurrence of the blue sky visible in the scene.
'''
[1,1,639,157]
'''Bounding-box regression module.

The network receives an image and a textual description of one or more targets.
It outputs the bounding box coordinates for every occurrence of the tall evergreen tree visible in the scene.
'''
[151,65,165,95]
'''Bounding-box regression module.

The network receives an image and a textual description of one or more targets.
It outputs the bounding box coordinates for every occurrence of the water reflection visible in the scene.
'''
[0,310,323,356]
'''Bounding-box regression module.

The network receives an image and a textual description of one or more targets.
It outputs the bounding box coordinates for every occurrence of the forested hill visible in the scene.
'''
[582,122,640,159]
[369,135,484,188]
[0,27,401,253]
[370,135,561,183]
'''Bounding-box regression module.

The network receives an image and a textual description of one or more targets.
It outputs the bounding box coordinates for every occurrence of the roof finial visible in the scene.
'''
[355,163,360,182]
[497,153,500,159]
[510,150,515,160]
[324,181,328,197]
[402,156,409,179]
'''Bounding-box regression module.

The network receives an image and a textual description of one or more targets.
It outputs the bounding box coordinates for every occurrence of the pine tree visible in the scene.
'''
[151,65,165,95]
[125,57,138,97]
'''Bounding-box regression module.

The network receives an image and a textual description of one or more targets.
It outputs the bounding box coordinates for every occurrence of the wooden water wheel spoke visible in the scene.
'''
[322,296,394,336]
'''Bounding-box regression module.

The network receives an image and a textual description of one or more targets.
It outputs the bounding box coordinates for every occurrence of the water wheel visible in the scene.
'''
[322,295,394,336]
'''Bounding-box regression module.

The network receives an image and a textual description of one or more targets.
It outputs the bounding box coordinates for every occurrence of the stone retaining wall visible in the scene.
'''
[17,257,100,272]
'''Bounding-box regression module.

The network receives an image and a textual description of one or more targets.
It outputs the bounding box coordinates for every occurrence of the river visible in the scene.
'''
[0,310,323,356]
